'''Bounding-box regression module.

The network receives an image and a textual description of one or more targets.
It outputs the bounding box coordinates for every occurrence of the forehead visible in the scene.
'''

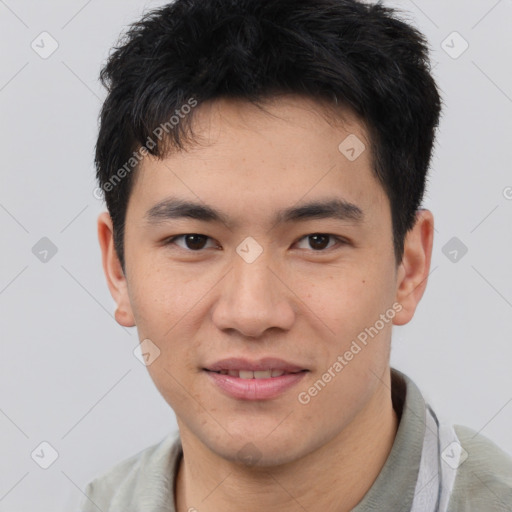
[182,94,367,152]
[127,95,388,226]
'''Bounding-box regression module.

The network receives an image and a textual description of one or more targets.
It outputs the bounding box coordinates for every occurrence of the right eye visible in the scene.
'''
[163,234,219,251]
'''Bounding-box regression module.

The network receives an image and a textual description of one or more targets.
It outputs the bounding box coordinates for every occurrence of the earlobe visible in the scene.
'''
[393,209,434,326]
[97,212,136,328]
[114,307,135,327]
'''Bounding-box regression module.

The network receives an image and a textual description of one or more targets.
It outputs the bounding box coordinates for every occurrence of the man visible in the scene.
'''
[81,0,512,510]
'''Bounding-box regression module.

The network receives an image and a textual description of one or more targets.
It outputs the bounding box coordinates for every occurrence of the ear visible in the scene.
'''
[393,209,434,326]
[97,212,136,327]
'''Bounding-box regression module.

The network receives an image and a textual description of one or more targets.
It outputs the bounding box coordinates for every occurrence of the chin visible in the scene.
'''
[205,433,309,469]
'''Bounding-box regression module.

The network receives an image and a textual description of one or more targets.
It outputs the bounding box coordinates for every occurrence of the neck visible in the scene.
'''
[175,372,398,512]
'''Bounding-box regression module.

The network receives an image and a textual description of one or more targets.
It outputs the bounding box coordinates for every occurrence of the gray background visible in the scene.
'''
[1,0,511,510]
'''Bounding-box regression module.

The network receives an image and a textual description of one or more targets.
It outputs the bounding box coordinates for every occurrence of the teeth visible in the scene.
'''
[254,370,271,379]
[215,369,290,378]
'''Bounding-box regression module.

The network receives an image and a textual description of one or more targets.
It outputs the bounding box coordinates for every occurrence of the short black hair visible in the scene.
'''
[96,0,442,272]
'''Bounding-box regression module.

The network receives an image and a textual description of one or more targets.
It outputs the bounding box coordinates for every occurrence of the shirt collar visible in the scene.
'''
[351,367,427,511]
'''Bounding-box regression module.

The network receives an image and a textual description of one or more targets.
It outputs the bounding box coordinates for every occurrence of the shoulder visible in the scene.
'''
[448,424,512,511]
[80,431,182,512]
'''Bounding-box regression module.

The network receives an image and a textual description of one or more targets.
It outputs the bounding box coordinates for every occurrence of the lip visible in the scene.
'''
[204,369,308,400]
[204,357,307,373]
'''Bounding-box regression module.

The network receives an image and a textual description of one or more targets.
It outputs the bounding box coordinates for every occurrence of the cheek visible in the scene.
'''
[126,259,209,368]
[296,265,396,390]
[126,256,205,334]
[298,262,393,336]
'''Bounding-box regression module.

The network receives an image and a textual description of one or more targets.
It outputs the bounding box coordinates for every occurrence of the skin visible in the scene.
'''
[98,95,434,512]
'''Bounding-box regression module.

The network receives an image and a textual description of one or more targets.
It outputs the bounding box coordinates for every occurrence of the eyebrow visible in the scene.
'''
[145,196,364,228]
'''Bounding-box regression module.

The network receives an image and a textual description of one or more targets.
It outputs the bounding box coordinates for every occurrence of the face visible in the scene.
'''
[98,95,432,467]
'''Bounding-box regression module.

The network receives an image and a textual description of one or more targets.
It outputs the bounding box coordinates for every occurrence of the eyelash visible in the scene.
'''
[163,233,348,252]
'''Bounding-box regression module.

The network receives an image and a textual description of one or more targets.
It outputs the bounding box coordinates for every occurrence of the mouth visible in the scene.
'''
[204,369,307,379]
[202,358,309,400]
[204,356,308,374]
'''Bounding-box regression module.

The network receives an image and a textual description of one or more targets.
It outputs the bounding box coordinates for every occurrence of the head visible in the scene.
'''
[97,0,440,466]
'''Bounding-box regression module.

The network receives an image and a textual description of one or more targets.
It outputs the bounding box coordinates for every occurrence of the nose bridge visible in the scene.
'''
[233,248,275,300]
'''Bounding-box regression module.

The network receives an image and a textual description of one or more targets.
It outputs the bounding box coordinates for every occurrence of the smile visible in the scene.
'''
[208,369,304,379]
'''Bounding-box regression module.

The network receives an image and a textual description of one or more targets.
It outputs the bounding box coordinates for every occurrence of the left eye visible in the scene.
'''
[295,233,343,251]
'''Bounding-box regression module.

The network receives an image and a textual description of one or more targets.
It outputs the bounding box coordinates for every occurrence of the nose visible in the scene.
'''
[211,251,296,339]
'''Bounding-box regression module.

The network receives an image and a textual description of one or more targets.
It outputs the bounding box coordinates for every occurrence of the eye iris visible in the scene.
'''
[185,234,207,250]
[309,234,330,250]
